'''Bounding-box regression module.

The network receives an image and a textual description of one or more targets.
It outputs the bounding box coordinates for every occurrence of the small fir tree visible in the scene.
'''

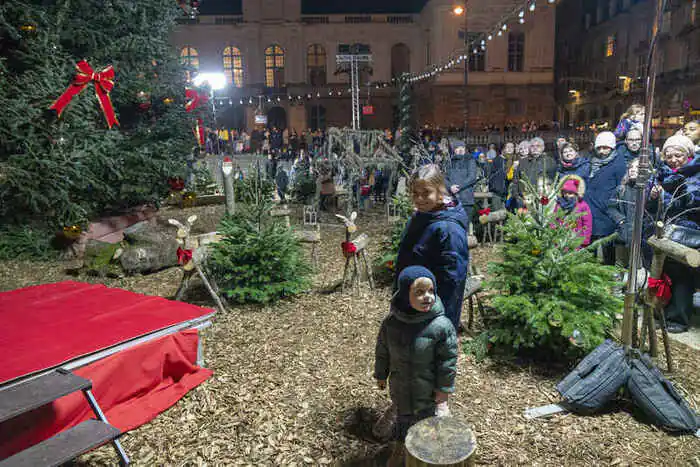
[209,188,311,304]
[481,179,622,358]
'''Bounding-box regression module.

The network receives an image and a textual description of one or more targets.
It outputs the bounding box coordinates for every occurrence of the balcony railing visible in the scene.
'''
[386,16,414,24]
[301,16,329,24]
[344,16,372,24]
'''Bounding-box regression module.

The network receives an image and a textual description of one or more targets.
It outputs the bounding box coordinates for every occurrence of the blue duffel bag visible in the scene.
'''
[627,352,699,434]
[557,339,631,413]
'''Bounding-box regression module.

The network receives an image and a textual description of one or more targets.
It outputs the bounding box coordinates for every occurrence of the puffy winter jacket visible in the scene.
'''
[374,297,458,416]
[446,153,478,207]
[584,152,627,237]
[555,200,593,246]
[395,204,470,330]
[657,157,700,230]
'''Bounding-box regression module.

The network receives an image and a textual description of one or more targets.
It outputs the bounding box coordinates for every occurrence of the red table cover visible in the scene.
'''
[0,281,213,384]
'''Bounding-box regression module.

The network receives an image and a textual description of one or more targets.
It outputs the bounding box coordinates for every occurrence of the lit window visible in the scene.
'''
[223,46,244,87]
[265,45,285,88]
[180,46,199,70]
[605,35,616,57]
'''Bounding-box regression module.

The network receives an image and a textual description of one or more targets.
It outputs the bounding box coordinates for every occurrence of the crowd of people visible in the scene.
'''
[371,114,698,464]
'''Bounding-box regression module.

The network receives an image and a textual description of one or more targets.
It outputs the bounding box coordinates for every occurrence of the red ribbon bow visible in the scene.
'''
[648,274,672,303]
[50,60,119,128]
[478,208,491,216]
[185,88,208,113]
[177,247,193,265]
[341,241,357,257]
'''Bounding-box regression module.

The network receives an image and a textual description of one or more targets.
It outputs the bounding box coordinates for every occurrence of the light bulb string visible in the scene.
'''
[406,0,555,83]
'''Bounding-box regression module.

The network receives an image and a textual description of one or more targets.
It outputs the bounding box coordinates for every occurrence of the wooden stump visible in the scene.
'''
[405,417,477,467]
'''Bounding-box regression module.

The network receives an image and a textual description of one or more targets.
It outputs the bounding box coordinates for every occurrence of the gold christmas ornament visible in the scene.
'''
[163,97,174,105]
[19,24,36,32]
[531,248,541,256]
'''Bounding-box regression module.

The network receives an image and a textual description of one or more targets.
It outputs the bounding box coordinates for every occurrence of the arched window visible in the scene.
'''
[180,46,199,70]
[307,44,326,86]
[265,45,285,88]
[391,43,410,78]
[223,46,244,87]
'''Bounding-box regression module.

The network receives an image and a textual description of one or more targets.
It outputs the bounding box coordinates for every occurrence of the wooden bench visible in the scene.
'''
[0,370,129,466]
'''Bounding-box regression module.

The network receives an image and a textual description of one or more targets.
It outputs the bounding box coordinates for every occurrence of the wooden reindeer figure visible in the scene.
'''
[168,215,226,313]
[336,211,374,292]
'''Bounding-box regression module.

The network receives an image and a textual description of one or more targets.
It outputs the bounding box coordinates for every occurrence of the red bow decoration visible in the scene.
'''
[177,247,193,265]
[50,60,119,128]
[168,177,185,192]
[648,274,672,303]
[341,241,357,257]
[185,88,208,113]
[478,208,491,216]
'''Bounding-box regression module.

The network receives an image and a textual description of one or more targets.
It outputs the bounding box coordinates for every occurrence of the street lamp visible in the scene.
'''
[453,4,469,138]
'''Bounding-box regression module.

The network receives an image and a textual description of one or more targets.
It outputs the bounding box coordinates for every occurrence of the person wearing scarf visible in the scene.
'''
[554,178,592,247]
[557,142,590,179]
[583,131,626,264]
[375,266,457,464]
[648,134,700,333]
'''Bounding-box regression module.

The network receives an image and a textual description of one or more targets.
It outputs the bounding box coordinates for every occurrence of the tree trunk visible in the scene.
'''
[647,236,700,268]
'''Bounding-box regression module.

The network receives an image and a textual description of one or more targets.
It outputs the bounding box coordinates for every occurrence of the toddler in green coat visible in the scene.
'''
[374,265,458,447]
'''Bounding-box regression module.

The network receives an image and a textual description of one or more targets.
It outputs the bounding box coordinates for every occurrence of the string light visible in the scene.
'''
[404,0,553,83]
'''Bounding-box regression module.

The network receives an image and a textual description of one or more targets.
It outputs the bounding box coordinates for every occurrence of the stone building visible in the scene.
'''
[171,0,557,132]
[556,0,700,138]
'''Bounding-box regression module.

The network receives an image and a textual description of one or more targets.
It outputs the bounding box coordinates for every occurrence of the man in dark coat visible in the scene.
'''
[275,166,289,202]
[446,141,478,217]
[584,131,627,265]
[517,137,557,195]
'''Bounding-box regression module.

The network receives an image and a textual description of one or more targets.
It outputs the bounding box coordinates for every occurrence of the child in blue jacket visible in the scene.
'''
[395,164,470,331]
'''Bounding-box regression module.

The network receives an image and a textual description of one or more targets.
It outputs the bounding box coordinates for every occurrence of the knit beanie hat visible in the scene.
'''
[561,178,580,195]
[662,134,695,157]
[453,141,465,149]
[394,266,436,311]
[594,132,616,149]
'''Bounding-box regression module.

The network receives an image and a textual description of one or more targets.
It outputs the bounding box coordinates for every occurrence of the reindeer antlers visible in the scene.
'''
[335,211,358,227]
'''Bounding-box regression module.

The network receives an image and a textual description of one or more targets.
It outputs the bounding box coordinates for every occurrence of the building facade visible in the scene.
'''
[556,0,700,138]
[171,0,557,132]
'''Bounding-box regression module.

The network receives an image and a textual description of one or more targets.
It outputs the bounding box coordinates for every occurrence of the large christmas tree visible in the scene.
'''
[0,0,196,235]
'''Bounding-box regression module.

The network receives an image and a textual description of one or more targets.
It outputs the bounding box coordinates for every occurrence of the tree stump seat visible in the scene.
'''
[405,416,477,466]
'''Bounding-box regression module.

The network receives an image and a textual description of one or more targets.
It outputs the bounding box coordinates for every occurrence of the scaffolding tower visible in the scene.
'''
[336,53,372,130]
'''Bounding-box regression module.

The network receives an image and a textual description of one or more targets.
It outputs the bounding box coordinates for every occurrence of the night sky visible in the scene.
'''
[199,0,428,15]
